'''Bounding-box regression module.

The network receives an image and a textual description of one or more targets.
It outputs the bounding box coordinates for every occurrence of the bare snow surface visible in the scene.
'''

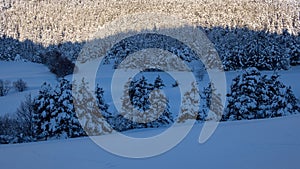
[0,115,300,169]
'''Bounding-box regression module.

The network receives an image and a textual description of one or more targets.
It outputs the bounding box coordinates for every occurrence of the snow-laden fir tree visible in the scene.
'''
[33,82,55,140]
[131,76,152,112]
[259,73,300,117]
[224,68,263,120]
[178,82,200,123]
[50,79,84,138]
[119,77,141,129]
[73,78,112,136]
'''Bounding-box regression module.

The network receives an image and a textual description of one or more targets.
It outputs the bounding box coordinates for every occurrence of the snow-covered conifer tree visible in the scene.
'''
[33,82,55,140]
[73,78,112,136]
[178,82,200,123]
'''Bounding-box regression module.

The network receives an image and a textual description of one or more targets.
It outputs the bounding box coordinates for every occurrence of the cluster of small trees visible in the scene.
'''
[177,68,300,123]
[0,76,174,143]
[223,67,300,120]
[40,50,76,77]
[0,78,27,96]
[116,75,173,131]
[0,94,34,144]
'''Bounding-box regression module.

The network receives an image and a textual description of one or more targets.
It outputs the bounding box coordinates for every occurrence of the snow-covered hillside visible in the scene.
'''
[0,61,57,115]
[1,114,300,169]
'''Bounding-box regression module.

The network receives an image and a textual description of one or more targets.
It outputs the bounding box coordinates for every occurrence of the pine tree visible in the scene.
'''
[224,68,261,120]
[119,77,173,130]
[34,80,84,140]
[119,78,139,129]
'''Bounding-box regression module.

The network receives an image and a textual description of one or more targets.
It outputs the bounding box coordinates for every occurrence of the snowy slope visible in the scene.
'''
[1,60,299,117]
[0,61,57,115]
[0,114,300,169]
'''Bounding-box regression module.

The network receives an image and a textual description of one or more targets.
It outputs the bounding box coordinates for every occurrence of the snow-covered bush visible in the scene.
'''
[0,79,11,96]
[16,94,35,140]
[223,67,300,121]
[0,114,19,144]
[13,79,27,92]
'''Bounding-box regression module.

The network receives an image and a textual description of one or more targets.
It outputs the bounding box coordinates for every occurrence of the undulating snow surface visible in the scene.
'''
[1,114,300,169]
[0,61,57,115]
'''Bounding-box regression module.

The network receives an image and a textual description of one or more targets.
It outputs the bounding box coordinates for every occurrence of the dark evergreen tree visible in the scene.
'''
[131,76,152,112]
[153,75,165,89]
[33,82,55,140]
[95,84,111,118]
[34,79,84,140]
[200,82,223,121]
[51,79,84,138]
[16,94,35,141]
[119,77,173,130]
[146,88,173,127]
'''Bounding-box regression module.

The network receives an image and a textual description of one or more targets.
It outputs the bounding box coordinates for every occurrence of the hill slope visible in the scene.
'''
[0,115,300,169]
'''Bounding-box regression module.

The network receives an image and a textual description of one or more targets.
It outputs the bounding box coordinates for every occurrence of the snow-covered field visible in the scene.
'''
[0,114,300,169]
[0,61,57,115]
